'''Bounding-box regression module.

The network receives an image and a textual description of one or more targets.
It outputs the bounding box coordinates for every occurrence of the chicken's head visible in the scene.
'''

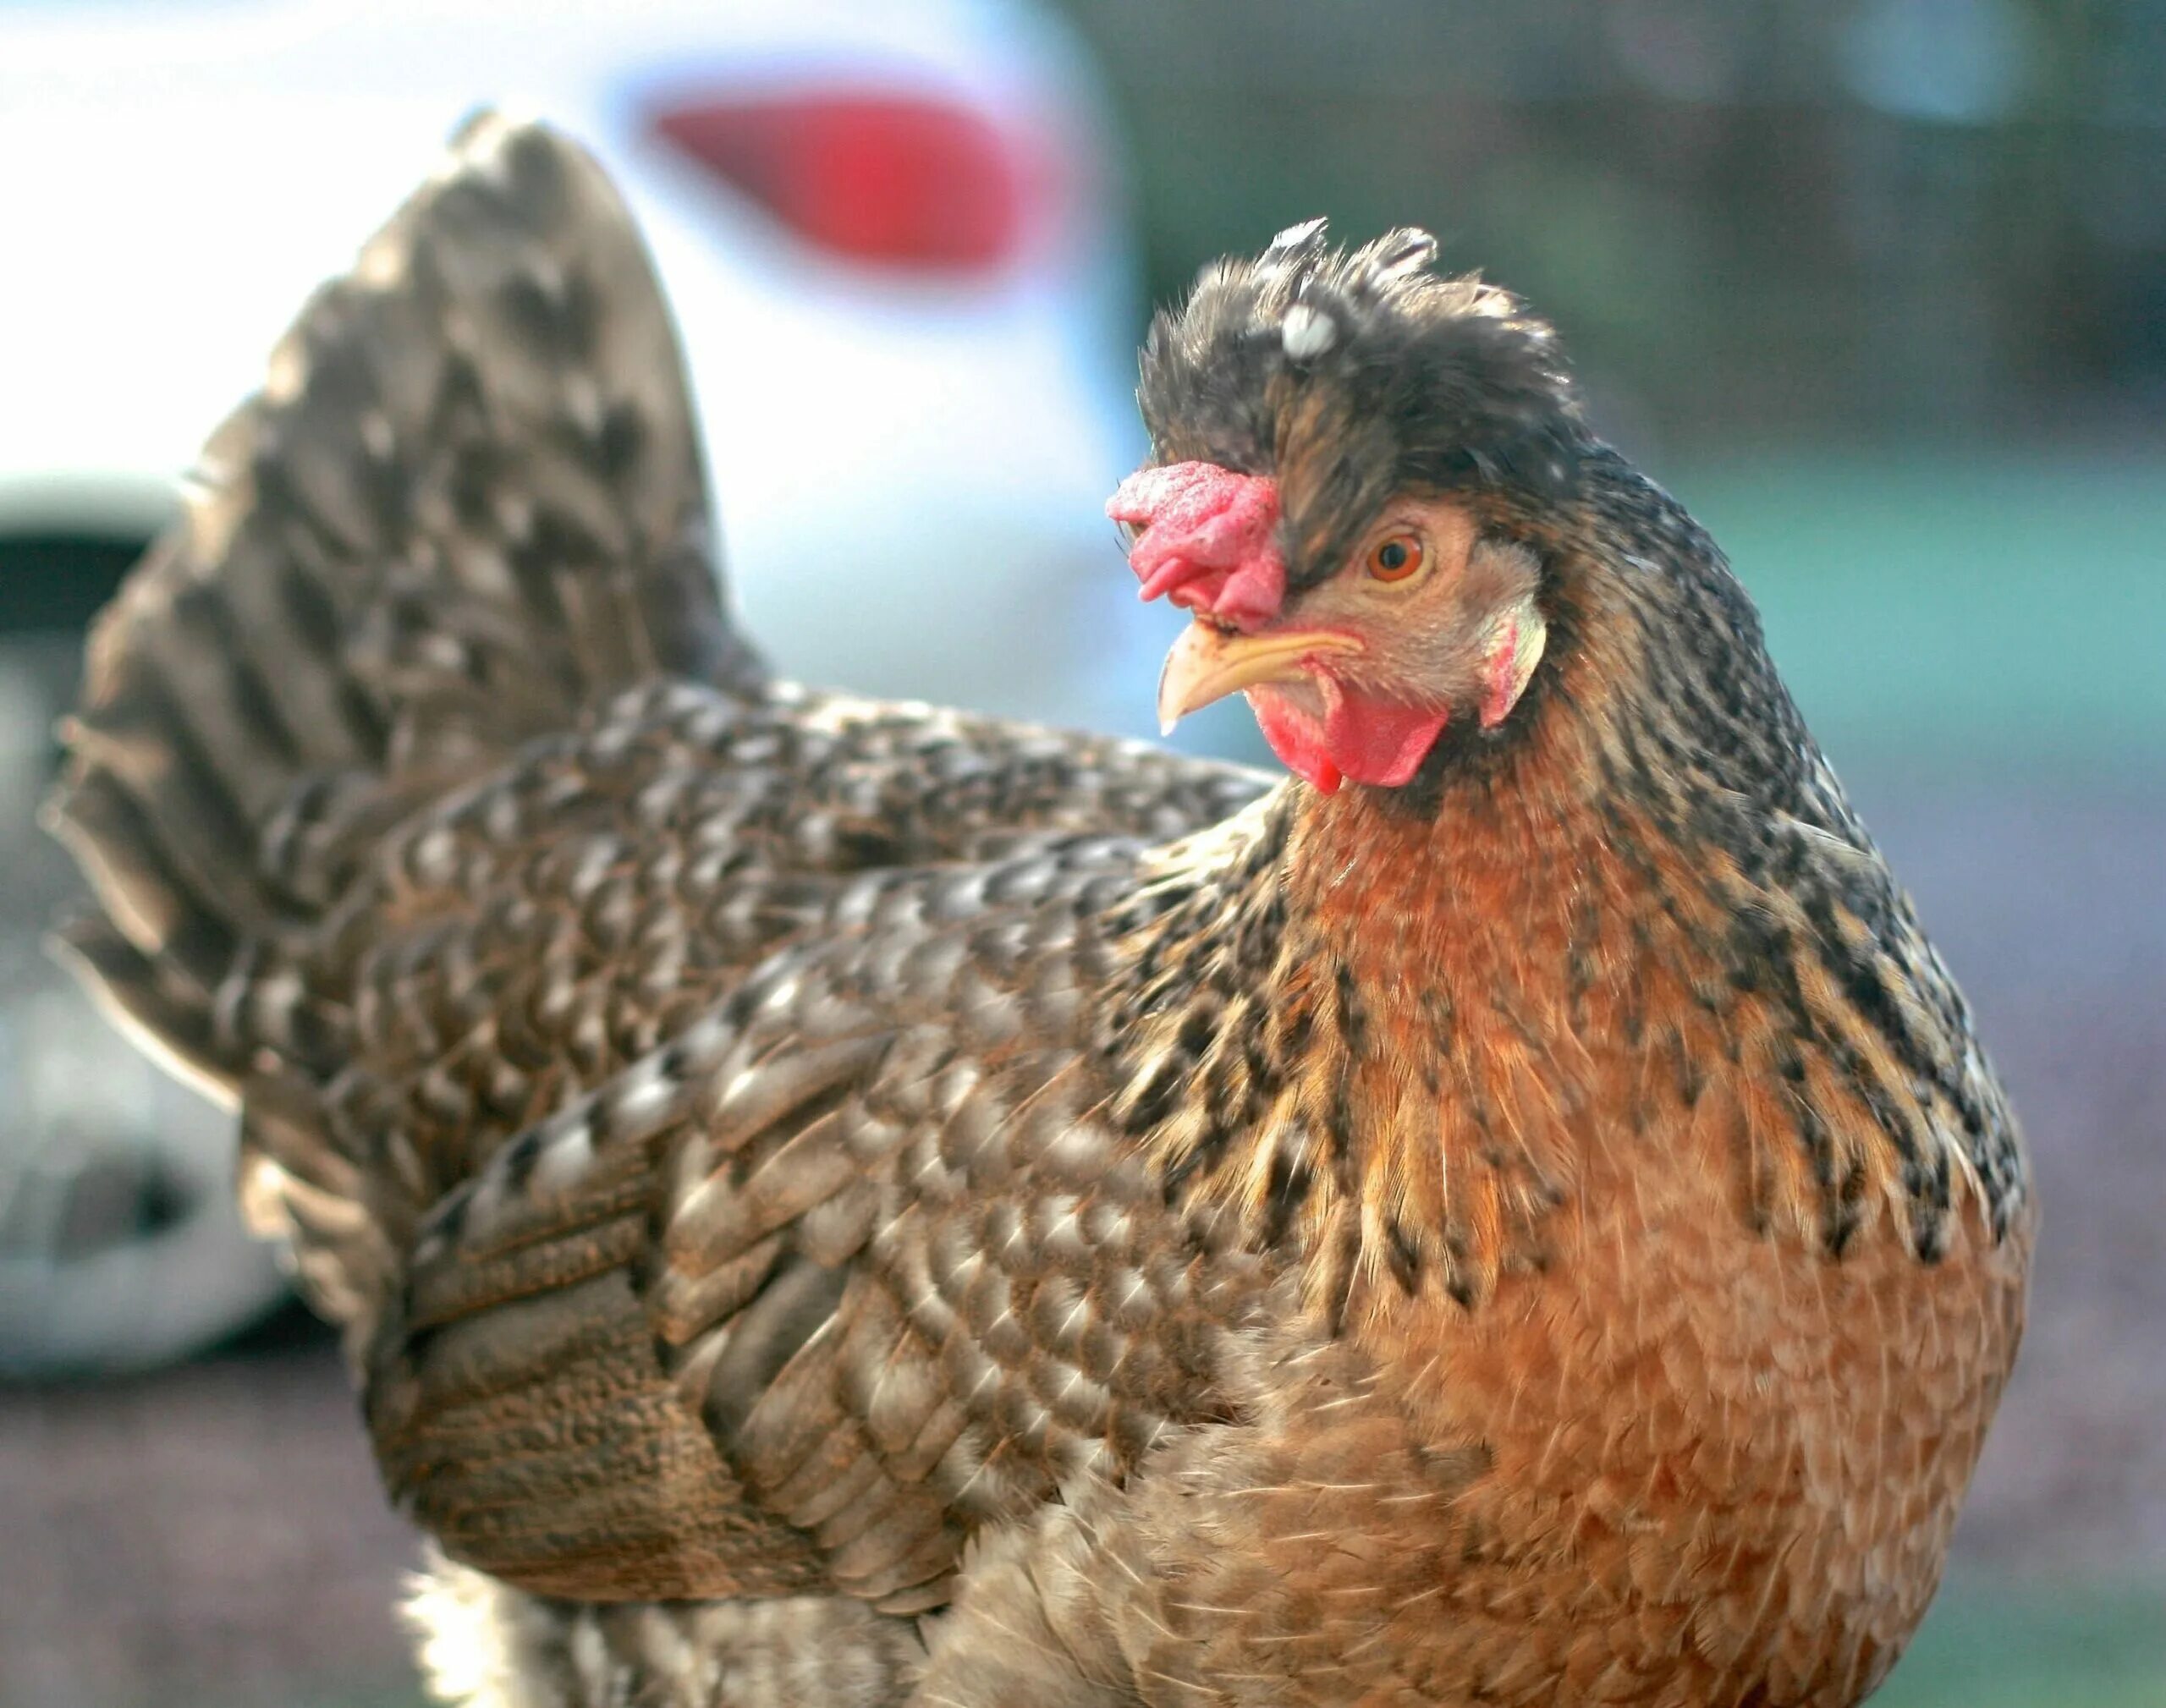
[1109,221,1586,795]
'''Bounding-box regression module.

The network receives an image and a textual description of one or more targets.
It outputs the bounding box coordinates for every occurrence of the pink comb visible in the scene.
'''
[1107,461,1285,629]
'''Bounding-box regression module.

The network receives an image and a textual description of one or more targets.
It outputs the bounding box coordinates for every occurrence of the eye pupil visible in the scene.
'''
[1368,533,1423,580]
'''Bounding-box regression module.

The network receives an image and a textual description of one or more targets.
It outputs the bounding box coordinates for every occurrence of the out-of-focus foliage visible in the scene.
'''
[1056,0,2166,448]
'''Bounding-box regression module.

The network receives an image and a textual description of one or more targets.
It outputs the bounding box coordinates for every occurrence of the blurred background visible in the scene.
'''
[1,0,2160,1704]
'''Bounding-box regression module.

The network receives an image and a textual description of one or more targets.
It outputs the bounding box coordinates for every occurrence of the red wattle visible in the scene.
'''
[1327,693,1450,787]
[1108,462,1285,629]
[1251,684,1449,794]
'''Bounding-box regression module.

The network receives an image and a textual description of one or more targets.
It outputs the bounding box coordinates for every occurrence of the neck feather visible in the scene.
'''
[1099,550,2020,1330]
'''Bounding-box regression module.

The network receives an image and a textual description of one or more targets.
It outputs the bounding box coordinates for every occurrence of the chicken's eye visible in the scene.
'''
[1366,533,1426,583]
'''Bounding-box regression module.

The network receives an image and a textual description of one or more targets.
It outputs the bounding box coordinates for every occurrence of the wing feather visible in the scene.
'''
[369,834,1276,1605]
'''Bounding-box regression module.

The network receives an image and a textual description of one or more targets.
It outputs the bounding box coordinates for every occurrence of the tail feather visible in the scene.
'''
[47,110,761,1098]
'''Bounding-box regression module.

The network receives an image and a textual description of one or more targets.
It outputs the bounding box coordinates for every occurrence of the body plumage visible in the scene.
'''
[47,116,2029,1707]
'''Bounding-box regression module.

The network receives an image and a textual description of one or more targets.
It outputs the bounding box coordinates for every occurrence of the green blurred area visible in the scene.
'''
[1055,0,2166,450]
[1665,449,2166,770]
[1876,1579,2166,1707]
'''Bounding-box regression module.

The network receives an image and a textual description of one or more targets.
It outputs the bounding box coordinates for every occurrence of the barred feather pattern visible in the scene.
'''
[295,677,1263,1341]
[368,819,1278,1609]
[46,109,1295,1703]
[47,113,2032,1708]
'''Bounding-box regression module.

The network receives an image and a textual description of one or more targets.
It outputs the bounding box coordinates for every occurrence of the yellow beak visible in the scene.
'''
[1157,622,1364,734]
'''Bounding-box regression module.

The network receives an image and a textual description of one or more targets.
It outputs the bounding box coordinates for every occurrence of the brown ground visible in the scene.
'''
[1,774,2160,1708]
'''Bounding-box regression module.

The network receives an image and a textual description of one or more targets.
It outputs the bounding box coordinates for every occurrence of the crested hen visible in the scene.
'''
[47,116,2031,1708]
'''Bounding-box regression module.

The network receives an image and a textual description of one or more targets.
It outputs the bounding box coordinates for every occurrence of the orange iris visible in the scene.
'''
[1366,532,1425,582]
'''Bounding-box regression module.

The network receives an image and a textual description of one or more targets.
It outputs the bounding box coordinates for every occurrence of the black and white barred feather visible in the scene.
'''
[46,112,1281,1707]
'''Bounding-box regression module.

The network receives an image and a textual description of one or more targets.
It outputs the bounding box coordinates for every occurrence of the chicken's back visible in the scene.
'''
[47,112,1259,1346]
[44,119,1271,1694]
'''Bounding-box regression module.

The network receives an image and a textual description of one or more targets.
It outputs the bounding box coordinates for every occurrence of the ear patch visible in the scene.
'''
[1478,601,1548,730]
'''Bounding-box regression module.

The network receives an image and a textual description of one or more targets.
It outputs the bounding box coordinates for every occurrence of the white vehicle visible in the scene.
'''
[0,0,1146,1372]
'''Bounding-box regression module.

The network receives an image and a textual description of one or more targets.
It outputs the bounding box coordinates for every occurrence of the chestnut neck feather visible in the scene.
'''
[1100,459,2027,1329]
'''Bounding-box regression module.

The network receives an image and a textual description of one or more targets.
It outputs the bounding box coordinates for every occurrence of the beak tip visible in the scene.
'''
[1156,619,1348,743]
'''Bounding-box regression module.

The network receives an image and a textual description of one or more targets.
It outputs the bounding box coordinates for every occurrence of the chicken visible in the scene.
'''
[47,115,2031,1708]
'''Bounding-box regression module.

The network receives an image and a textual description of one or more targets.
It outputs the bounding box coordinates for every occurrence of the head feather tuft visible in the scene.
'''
[1135,225,1586,585]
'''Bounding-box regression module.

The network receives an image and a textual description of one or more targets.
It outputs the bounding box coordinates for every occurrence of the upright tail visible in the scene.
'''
[47,112,762,1101]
